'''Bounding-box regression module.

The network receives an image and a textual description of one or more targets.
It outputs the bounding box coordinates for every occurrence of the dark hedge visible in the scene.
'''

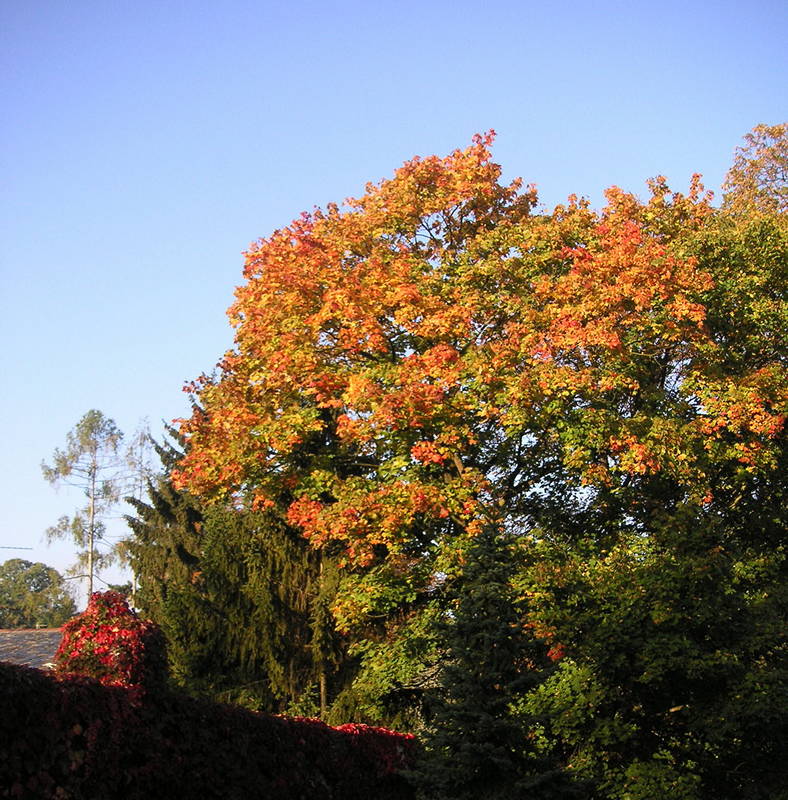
[0,661,415,799]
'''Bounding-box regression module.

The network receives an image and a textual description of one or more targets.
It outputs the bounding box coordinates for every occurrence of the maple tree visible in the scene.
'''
[174,128,783,595]
[722,122,787,219]
[169,129,786,797]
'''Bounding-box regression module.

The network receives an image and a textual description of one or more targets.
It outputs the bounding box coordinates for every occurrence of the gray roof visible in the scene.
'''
[0,628,63,670]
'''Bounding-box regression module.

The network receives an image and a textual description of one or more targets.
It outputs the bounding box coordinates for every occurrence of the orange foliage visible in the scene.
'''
[174,135,786,571]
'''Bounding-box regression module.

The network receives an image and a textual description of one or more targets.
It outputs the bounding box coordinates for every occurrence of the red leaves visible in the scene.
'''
[410,440,446,465]
[1,660,416,798]
[55,591,167,690]
[546,644,566,663]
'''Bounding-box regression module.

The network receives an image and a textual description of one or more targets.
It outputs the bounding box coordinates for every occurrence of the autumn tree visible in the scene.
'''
[173,131,787,796]
[722,122,787,219]
[174,133,538,712]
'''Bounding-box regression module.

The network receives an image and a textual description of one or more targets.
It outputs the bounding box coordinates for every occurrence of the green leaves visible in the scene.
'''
[42,410,129,595]
[0,558,76,628]
[163,129,786,797]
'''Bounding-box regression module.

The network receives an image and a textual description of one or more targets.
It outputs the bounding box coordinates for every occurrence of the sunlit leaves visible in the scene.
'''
[175,134,785,569]
[722,122,788,219]
[166,129,787,791]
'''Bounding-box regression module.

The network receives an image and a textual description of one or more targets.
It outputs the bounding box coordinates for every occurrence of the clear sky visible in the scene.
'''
[1,0,786,606]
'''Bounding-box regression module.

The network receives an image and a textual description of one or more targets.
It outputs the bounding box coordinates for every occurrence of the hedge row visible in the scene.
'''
[0,661,416,799]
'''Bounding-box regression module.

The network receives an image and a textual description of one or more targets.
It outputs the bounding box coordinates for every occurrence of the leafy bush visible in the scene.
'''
[54,590,168,689]
[1,593,415,798]
[0,662,415,799]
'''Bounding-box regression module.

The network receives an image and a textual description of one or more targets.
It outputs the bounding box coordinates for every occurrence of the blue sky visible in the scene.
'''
[1,0,786,605]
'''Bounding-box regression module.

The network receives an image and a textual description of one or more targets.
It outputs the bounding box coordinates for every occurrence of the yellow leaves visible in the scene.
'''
[683,368,787,478]
[665,294,707,331]
[343,130,512,233]
[693,369,787,441]
[597,372,639,394]
[580,462,613,487]
[609,436,661,476]
[174,131,787,585]
[284,480,444,566]
[517,208,716,397]
[722,123,788,219]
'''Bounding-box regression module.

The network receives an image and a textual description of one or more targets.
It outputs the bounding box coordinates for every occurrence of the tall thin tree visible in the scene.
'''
[42,410,125,596]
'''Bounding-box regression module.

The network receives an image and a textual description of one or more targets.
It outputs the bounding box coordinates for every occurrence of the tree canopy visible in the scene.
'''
[151,125,787,798]
[175,131,783,553]
[0,559,76,629]
[722,122,788,219]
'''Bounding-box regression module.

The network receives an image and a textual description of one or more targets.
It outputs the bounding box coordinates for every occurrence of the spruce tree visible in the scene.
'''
[124,429,349,713]
[414,528,573,799]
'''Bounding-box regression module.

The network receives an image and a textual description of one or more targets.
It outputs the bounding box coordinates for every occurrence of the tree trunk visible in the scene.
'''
[87,464,96,597]
[319,671,327,719]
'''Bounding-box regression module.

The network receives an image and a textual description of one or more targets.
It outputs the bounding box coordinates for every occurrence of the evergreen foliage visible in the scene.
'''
[413,529,575,799]
[125,429,352,713]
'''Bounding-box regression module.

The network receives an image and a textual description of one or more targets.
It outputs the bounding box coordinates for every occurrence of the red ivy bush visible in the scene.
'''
[54,591,168,689]
[334,723,417,778]
[0,591,417,797]
[0,662,416,799]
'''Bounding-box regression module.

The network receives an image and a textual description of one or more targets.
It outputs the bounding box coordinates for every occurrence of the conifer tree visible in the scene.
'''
[124,429,351,713]
[413,529,573,799]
